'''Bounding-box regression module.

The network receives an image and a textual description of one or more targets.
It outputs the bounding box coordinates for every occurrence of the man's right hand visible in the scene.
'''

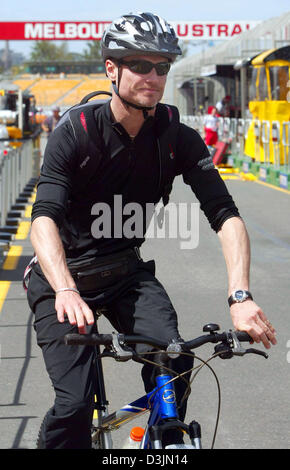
[30,217,95,334]
[55,291,95,334]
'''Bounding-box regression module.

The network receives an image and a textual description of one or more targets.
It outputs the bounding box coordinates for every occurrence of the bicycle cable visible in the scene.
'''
[134,348,230,449]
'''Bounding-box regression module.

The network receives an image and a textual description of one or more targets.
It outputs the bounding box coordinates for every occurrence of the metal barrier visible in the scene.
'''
[223,118,231,141]
[282,122,290,171]
[244,119,252,140]
[177,114,290,176]
[180,114,205,135]
[261,120,271,165]
[217,117,223,140]
[253,119,261,163]
[228,118,237,154]
[193,115,204,134]
[271,121,280,167]
[40,133,49,166]
[0,139,40,230]
[237,118,245,157]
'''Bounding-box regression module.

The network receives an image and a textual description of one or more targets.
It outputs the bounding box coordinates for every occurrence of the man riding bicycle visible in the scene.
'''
[27,12,276,449]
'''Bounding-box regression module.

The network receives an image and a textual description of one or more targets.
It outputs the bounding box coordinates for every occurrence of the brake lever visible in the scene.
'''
[111,332,134,362]
[97,347,115,359]
[243,348,268,359]
[228,330,247,356]
[229,331,268,359]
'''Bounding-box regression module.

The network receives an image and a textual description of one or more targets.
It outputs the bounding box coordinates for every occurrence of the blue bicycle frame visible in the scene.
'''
[90,326,200,449]
[143,374,179,448]
[93,373,179,449]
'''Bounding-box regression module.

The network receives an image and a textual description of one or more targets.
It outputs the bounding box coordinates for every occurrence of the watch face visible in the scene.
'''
[234,290,245,301]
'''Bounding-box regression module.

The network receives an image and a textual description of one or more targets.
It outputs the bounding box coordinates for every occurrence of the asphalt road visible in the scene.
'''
[0,175,289,449]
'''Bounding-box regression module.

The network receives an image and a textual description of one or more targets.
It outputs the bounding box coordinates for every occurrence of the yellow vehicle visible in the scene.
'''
[244,45,290,165]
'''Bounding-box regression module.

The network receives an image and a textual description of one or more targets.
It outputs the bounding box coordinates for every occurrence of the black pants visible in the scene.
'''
[27,257,194,449]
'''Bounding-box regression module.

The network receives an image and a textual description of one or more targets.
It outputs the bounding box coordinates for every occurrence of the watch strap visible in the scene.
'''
[228,290,253,307]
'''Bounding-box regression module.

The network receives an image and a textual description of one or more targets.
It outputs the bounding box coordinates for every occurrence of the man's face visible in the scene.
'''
[106,55,169,108]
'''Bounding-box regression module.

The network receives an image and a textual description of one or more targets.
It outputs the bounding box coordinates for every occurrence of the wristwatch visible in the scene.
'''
[228,290,253,307]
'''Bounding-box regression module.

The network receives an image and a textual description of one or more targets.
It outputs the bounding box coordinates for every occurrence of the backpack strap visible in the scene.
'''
[155,104,180,227]
[68,92,112,190]
[157,104,180,207]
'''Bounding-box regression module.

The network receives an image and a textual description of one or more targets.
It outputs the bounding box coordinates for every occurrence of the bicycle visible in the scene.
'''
[36,318,268,449]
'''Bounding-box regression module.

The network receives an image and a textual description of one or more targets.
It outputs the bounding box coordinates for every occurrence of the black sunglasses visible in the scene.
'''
[118,59,171,76]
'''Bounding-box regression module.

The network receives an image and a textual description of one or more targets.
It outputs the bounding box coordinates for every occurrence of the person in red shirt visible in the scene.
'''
[204,106,219,149]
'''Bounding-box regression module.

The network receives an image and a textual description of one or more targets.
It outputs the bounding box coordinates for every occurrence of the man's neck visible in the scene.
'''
[110,95,156,138]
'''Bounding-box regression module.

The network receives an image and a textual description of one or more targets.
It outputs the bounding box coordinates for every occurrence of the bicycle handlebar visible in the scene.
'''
[64,327,268,360]
[64,333,114,347]
[64,330,251,350]
[183,331,251,350]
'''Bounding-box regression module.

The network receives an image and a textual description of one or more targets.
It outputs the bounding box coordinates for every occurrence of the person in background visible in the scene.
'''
[41,106,61,135]
[204,105,219,152]
[216,95,231,117]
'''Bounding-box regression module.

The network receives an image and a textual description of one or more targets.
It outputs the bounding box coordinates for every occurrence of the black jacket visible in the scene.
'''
[32,100,239,262]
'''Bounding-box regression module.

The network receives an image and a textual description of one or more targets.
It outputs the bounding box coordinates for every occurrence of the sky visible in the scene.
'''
[1,0,290,58]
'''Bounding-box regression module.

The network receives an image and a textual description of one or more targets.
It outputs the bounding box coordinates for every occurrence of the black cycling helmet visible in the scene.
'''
[101,12,182,62]
[102,12,181,118]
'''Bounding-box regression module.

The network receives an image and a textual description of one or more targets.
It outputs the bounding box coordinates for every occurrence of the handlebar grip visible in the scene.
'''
[64,333,112,346]
[235,331,252,342]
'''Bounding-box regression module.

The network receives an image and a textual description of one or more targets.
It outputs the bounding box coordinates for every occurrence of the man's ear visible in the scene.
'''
[105,59,118,83]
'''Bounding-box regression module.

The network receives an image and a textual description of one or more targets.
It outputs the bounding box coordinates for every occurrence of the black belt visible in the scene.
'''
[69,247,142,292]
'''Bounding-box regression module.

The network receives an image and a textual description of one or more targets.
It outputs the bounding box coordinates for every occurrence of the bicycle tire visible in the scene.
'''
[36,407,53,449]
[36,409,107,449]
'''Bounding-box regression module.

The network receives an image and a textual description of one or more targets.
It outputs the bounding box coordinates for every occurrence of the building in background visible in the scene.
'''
[163,12,290,118]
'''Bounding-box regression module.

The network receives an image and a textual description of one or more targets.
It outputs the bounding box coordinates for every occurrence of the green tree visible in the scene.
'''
[29,42,74,62]
[30,42,58,61]
[55,42,73,61]
[11,64,26,76]
[82,41,102,61]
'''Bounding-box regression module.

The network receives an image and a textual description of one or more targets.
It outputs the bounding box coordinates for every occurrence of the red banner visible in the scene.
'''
[0,20,261,41]
[0,22,112,40]
[170,21,260,39]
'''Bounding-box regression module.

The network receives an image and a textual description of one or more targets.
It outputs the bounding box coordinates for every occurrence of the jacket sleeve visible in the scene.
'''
[176,123,240,232]
[31,122,78,228]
